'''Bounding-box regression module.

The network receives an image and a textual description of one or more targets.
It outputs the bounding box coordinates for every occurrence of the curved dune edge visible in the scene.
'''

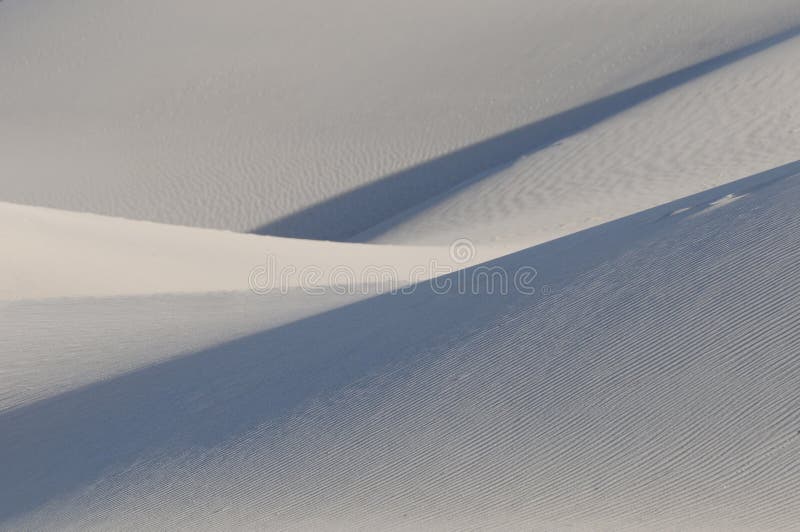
[3,1,800,529]
[360,29,800,248]
[2,168,800,529]
[3,1,800,236]
[0,201,507,301]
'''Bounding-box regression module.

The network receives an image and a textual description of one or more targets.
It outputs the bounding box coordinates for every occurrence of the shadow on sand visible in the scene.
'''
[253,27,800,241]
[2,160,799,524]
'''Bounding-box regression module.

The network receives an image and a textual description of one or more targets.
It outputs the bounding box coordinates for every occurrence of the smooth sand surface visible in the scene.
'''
[3,1,800,529]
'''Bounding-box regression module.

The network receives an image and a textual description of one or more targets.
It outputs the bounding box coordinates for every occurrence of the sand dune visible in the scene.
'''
[0,201,494,300]
[2,0,800,237]
[4,165,800,530]
[359,31,800,248]
[3,1,800,529]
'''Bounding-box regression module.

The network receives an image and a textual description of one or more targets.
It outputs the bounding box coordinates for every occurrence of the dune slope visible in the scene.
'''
[4,2,800,529]
[2,166,799,529]
[0,201,493,300]
[2,0,800,238]
[360,29,800,248]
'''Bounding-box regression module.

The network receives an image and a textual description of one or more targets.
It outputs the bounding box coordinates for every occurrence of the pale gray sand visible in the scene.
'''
[3,1,800,529]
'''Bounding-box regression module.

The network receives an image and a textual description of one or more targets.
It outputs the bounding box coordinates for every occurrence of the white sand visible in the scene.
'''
[0,201,495,300]
[360,30,800,248]
[2,1,800,529]
[2,0,799,237]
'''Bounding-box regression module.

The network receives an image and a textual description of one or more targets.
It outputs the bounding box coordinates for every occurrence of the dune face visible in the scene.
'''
[3,1,800,530]
[2,0,800,237]
[4,162,800,531]
[359,31,800,249]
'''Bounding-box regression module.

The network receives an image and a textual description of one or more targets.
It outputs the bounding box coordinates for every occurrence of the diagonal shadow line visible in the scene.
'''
[1,161,799,525]
[252,26,800,242]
